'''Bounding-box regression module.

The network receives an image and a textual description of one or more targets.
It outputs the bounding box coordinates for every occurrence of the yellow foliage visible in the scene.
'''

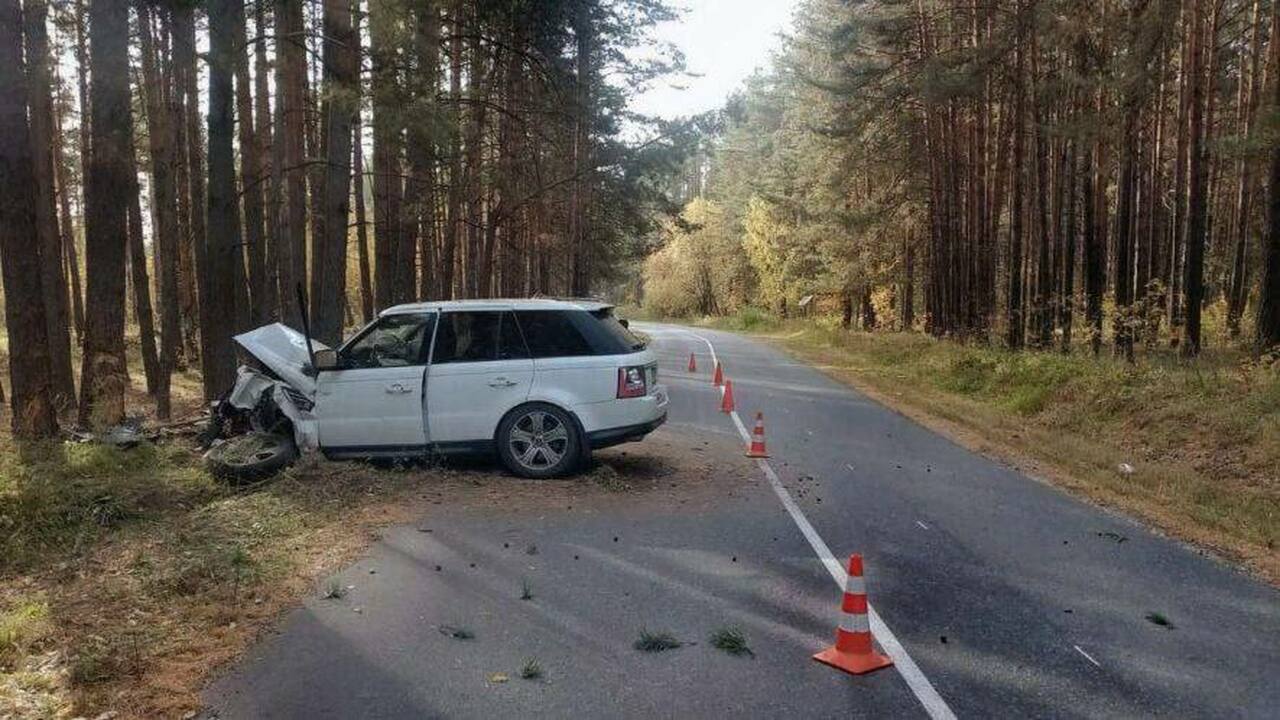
[642,198,752,317]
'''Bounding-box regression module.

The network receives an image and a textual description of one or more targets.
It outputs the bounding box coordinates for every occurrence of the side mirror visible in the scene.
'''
[314,348,339,371]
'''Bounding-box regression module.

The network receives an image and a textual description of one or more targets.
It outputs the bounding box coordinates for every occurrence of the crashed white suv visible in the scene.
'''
[208,299,668,479]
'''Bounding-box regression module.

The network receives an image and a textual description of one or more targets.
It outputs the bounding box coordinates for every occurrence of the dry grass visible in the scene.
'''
[695,311,1280,584]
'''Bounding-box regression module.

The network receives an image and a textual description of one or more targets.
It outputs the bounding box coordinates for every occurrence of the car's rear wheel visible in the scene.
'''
[496,403,580,478]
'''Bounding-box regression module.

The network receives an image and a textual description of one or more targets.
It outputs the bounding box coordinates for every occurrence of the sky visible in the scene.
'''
[630,0,801,120]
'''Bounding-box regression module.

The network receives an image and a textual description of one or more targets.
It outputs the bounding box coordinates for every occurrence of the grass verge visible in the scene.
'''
[0,439,447,718]
[689,311,1280,584]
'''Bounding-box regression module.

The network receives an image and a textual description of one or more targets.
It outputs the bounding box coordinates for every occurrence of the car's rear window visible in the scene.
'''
[516,309,643,358]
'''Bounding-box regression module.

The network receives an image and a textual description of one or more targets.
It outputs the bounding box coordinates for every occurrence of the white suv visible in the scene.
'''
[208,299,668,479]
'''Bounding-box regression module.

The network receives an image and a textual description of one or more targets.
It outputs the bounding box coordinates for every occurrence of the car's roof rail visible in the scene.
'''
[529,293,612,305]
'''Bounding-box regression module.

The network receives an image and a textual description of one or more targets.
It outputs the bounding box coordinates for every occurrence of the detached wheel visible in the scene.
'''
[206,431,297,484]
[497,403,581,479]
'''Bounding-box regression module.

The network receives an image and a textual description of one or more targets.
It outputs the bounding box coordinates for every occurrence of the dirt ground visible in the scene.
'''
[0,426,749,719]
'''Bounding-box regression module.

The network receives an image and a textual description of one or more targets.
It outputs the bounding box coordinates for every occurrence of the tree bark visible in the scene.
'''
[1257,0,1280,349]
[233,0,266,328]
[125,123,161,397]
[371,0,405,310]
[0,0,58,438]
[136,0,179,418]
[172,6,205,363]
[255,0,278,321]
[354,110,374,323]
[52,97,84,345]
[275,0,307,328]
[1006,0,1026,350]
[442,2,463,300]
[1182,0,1209,356]
[23,0,75,410]
[78,0,131,428]
[312,0,359,346]
[204,0,241,395]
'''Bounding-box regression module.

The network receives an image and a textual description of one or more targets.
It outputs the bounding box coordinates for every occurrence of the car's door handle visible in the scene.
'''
[488,377,518,388]
[385,382,412,394]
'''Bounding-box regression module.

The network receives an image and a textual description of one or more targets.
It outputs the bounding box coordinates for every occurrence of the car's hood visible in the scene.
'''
[233,323,328,397]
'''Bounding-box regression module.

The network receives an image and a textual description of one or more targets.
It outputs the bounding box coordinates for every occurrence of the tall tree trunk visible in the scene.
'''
[442,3,463,300]
[24,0,75,410]
[1182,0,1209,356]
[172,6,201,361]
[204,0,241,396]
[1115,109,1139,362]
[569,0,595,297]
[1228,0,1264,338]
[354,111,374,323]
[136,0,179,417]
[234,0,266,328]
[463,18,487,299]
[1257,0,1280,349]
[78,0,131,427]
[276,0,308,327]
[0,0,58,438]
[125,125,161,397]
[902,230,915,330]
[255,0,279,320]
[52,97,84,344]
[312,0,359,346]
[409,0,440,301]
[1006,0,1026,350]
[371,0,404,309]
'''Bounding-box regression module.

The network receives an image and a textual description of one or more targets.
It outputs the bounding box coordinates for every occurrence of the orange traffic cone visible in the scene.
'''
[720,379,735,413]
[712,361,724,387]
[813,554,893,676]
[688,353,697,372]
[745,412,769,457]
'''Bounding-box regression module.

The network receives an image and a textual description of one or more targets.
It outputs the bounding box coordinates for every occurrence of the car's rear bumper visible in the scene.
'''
[585,412,667,449]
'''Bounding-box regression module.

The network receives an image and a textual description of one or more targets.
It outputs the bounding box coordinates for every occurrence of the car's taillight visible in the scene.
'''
[617,366,647,398]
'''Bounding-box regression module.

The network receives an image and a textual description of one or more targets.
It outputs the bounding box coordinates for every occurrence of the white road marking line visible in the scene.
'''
[1073,645,1102,668]
[677,328,957,720]
[916,521,930,530]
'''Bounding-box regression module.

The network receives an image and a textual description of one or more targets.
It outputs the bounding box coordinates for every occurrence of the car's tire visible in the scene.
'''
[496,403,581,479]
[206,431,298,484]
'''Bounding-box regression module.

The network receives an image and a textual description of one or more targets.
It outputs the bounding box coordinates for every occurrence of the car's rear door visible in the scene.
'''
[426,310,533,445]
[314,312,434,453]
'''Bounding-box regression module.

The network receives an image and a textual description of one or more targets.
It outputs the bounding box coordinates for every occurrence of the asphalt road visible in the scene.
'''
[203,322,1280,719]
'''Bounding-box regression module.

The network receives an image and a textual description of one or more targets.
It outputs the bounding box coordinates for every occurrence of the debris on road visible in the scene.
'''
[1145,612,1174,629]
[439,625,475,640]
[519,658,544,680]
[709,627,753,657]
[320,579,345,600]
[633,629,682,652]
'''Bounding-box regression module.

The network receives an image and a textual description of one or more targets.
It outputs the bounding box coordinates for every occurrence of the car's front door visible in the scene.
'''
[426,310,533,445]
[315,312,436,453]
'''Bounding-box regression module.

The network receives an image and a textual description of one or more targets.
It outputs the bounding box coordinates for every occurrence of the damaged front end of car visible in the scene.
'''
[204,323,327,481]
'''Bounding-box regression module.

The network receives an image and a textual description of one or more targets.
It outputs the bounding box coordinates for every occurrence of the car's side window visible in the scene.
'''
[515,311,595,358]
[340,313,434,369]
[498,312,530,360]
[432,311,505,364]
